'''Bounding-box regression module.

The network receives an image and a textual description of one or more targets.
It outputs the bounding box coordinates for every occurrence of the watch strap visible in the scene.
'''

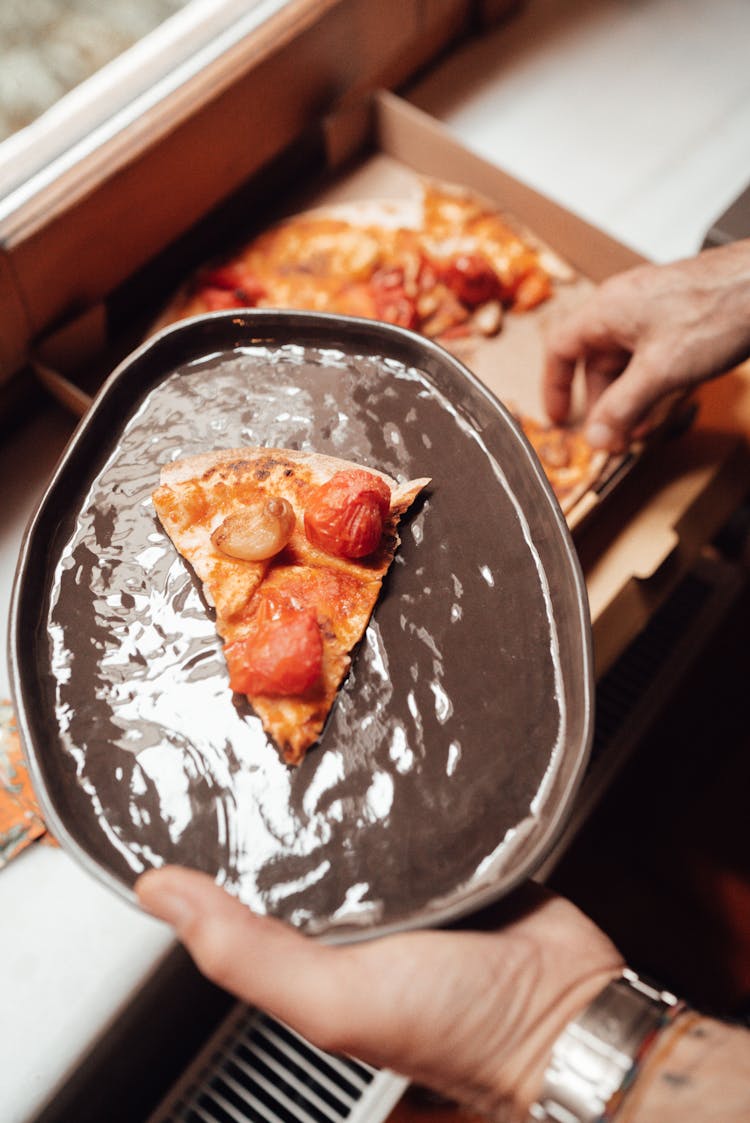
[527,968,684,1123]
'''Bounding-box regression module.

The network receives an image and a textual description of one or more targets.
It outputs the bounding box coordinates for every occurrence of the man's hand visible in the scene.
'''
[136,869,622,1122]
[544,240,750,452]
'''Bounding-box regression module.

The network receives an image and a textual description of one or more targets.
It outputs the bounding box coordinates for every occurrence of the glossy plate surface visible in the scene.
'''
[11,310,593,941]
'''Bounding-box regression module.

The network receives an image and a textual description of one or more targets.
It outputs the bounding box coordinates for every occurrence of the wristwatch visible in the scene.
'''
[527,968,683,1122]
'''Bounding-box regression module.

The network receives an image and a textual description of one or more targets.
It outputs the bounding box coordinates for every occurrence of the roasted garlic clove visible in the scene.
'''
[212,497,295,561]
[472,299,503,336]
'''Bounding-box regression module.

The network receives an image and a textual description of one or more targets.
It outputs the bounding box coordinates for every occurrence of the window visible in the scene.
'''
[0,0,480,384]
[0,0,192,144]
[0,0,290,208]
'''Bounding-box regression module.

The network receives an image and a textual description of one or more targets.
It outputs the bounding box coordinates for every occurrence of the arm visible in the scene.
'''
[616,1012,750,1123]
[136,868,750,1122]
[544,240,750,452]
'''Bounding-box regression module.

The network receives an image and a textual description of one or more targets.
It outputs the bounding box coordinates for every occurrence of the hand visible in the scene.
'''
[136,870,623,1122]
[544,240,750,452]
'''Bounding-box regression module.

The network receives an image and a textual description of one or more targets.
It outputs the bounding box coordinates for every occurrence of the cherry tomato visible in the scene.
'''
[369,267,419,329]
[198,287,247,311]
[200,263,266,304]
[437,253,501,307]
[337,282,378,319]
[304,470,391,558]
[377,294,419,329]
[224,600,323,696]
[370,266,407,292]
[511,268,552,311]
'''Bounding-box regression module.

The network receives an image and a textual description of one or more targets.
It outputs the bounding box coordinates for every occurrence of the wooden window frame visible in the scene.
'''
[0,0,521,383]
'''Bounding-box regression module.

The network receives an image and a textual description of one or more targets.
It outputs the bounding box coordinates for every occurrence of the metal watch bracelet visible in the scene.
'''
[527,967,684,1123]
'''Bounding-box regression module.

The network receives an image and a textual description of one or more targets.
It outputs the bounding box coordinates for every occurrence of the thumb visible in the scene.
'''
[584,352,666,451]
[136,866,366,1056]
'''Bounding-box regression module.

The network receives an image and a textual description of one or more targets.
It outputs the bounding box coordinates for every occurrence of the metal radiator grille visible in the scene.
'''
[155,1009,406,1123]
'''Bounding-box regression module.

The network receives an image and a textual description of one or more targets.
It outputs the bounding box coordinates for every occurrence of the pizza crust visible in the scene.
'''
[160,446,398,491]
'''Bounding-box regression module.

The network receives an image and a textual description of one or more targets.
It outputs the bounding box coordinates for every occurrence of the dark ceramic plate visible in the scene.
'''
[10,310,593,942]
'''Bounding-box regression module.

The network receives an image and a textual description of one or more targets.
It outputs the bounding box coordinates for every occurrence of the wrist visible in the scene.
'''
[484,964,624,1122]
[475,895,626,1123]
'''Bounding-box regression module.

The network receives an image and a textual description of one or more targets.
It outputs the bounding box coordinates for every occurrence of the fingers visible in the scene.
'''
[136,866,368,1055]
[544,290,667,451]
[543,296,629,428]
[584,351,666,451]
[543,350,577,425]
[544,346,635,450]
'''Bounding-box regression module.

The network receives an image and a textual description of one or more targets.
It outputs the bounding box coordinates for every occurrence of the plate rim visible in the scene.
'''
[9,308,594,941]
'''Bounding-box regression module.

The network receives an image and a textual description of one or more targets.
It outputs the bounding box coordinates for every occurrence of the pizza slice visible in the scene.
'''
[516,415,610,512]
[152,447,429,764]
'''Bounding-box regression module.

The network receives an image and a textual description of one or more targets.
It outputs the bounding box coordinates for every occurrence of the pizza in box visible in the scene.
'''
[155,179,610,513]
